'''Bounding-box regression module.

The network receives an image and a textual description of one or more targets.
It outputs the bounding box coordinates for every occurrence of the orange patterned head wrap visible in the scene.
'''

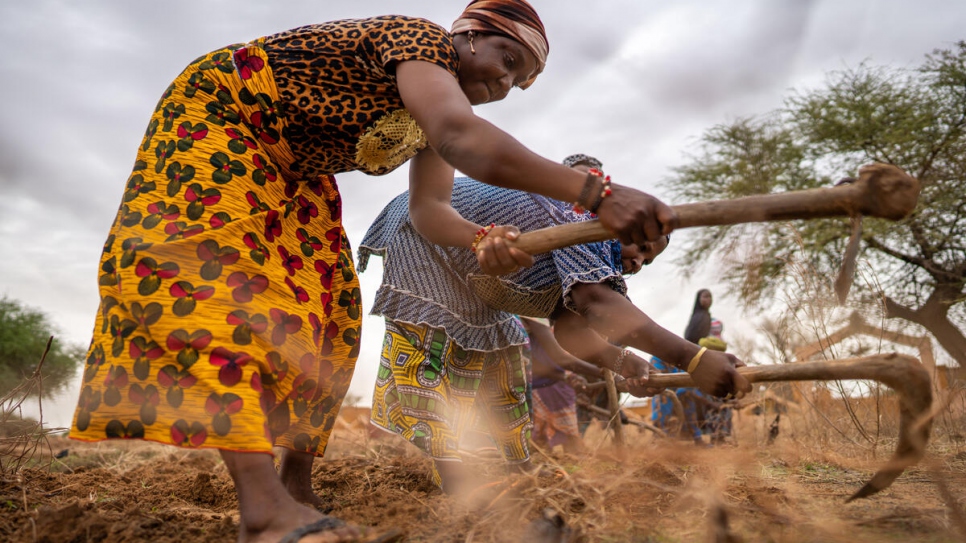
[451,0,549,89]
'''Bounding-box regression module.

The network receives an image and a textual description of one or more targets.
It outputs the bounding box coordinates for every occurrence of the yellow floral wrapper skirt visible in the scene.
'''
[70,43,362,456]
[370,320,531,487]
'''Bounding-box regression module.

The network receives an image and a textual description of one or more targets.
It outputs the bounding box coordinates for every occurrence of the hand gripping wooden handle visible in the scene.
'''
[511,163,920,255]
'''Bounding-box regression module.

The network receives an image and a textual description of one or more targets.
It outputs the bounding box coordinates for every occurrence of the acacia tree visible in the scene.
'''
[668,41,966,367]
[0,296,84,399]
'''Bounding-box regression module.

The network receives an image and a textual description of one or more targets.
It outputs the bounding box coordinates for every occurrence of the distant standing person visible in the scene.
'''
[684,289,713,344]
[699,318,734,444]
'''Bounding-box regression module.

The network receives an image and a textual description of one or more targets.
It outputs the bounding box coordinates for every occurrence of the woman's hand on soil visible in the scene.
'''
[689,350,752,398]
[595,185,677,247]
[476,225,533,275]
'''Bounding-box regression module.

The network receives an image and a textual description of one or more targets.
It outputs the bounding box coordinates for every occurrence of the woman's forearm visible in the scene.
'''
[531,359,566,381]
[397,61,586,204]
[523,316,604,380]
[408,146,480,247]
[569,283,699,371]
[410,198,480,247]
[524,317,597,371]
[566,357,606,379]
[552,310,624,373]
[433,119,588,203]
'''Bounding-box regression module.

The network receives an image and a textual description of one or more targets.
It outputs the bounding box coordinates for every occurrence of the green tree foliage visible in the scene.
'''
[0,296,84,398]
[668,41,966,366]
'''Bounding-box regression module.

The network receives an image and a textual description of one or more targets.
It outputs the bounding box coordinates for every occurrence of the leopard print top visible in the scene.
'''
[263,16,459,178]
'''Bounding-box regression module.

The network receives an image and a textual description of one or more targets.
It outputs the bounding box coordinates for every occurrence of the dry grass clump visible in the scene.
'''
[0,398,964,542]
[0,338,65,477]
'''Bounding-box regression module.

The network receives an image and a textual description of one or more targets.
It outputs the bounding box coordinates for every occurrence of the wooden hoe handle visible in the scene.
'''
[511,163,920,255]
[622,354,932,502]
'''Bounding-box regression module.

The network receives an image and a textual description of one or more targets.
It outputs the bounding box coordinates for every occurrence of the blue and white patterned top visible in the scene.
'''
[357,177,626,352]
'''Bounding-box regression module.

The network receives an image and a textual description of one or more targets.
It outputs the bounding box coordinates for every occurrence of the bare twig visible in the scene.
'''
[0,337,65,476]
[928,460,966,541]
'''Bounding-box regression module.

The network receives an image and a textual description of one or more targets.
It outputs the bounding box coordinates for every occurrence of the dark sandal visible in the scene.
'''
[277,516,405,543]
[279,517,345,543]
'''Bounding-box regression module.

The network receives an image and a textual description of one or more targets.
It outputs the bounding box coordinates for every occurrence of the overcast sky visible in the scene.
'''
[2,0,963,428]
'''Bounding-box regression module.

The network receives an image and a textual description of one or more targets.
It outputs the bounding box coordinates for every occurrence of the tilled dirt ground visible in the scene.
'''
[2,413,965,542]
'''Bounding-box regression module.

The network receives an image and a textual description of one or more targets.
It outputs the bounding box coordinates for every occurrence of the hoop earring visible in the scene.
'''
[468,31,477,54]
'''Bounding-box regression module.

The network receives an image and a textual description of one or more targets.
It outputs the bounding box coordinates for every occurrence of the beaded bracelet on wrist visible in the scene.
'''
[571,172,599,214]
[588,174,612,215]
[614,347,630,377]
[470,223,496,253]
[572,168,613,216]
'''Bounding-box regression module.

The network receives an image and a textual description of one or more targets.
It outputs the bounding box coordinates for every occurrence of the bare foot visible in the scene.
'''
[279,448,326,509]
[221,450,375,543]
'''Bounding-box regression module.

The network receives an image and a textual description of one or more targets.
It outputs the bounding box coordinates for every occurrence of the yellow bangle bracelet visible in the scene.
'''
[687,346,707,373]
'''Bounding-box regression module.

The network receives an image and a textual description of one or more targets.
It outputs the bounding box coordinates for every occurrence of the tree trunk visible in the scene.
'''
[918,312,966,368]
[884,295,966,368]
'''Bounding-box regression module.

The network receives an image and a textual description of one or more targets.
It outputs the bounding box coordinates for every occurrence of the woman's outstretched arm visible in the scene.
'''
[552,310,661,397]
[396,60,677,252]
[521,317,604,379]
[563,282,751,398]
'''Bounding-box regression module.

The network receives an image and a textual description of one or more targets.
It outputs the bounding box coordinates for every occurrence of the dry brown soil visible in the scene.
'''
[2,407,965,542]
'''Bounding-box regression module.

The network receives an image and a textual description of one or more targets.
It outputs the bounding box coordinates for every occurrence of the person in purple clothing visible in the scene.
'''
[522,317,601,453]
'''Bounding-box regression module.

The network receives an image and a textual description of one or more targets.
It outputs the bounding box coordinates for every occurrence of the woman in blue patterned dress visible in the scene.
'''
[359,155,751,492]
